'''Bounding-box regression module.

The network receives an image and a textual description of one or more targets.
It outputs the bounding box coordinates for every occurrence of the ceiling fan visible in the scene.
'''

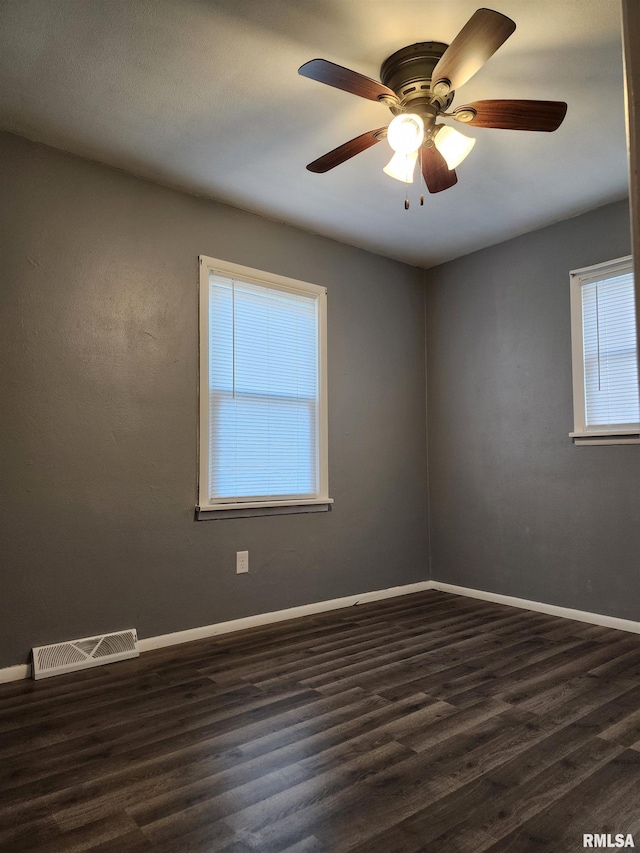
[298,8,567,195]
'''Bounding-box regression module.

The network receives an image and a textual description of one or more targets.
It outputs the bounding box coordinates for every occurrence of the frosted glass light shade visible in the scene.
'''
[383,151,418,183]
[387,114,425,154]
[434,125,475,170]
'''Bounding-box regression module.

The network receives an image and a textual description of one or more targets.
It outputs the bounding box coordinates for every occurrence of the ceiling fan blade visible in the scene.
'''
[421,145,457,193]
[307,128,387,173]
[299,59,398,103]
[432,9,516,94]
[453,100,568,131]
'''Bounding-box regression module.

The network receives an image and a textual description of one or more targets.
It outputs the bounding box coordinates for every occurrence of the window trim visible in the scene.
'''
[197,255,332,514]
[569,254,639,444]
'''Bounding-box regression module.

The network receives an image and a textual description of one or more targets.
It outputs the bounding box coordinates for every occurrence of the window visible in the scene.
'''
[198,256,331,516]
[570,255,640,445]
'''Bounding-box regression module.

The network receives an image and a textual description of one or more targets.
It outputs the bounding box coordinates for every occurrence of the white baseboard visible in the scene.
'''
[0,664,31,683]
[4,578,639,684]
[138,581,433,652]
[0,580,431,683]
[430,580,640,635]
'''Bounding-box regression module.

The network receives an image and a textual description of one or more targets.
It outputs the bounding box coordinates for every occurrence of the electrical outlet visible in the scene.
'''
[236,551,249,574]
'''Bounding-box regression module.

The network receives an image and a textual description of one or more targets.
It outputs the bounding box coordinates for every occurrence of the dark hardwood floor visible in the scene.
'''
[1,590,640,852]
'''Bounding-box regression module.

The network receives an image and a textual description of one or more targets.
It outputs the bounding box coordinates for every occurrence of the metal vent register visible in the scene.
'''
[32,629,139,679]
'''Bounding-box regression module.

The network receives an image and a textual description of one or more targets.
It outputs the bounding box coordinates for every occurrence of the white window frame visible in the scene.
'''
[198,256,331,514]
[569,254,640,446]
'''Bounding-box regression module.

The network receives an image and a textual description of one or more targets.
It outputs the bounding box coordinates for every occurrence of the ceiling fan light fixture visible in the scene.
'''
[387,114,425,155]
[300,10,568,192]
[383,151,418,183]
[434,125,476,170]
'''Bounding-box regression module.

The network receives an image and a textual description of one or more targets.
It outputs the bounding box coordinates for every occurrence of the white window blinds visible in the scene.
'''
[581,269,639,429]
[207,273,320,502]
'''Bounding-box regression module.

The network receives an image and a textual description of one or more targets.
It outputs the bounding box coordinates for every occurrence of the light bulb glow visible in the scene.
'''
[434,125,475,170]
[383,151,418,183]
[387,114,425,155]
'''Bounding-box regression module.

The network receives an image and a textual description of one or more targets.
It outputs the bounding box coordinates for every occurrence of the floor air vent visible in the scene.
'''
[32,629,139,679]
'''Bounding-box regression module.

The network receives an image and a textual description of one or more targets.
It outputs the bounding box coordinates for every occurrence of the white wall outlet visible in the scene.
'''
[236,551,249,574]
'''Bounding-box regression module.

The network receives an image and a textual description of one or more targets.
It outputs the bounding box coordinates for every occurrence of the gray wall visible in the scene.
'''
[622,0,640,339]
[0,132,429,669]
[425,199,640,621]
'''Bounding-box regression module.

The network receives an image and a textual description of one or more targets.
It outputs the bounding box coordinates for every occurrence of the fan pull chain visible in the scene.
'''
[401,151,428,210]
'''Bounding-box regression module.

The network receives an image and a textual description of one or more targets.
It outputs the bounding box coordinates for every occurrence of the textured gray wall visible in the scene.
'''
[0,132,429,668]
[622,0,640,342]
[425,200,640,621]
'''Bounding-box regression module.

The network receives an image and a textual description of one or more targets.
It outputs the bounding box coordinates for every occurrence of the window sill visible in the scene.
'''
[570,431,640,446]
[196,499,334,520]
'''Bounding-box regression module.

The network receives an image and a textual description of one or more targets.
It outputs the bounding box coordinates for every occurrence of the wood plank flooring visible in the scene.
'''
[1,590,640,852]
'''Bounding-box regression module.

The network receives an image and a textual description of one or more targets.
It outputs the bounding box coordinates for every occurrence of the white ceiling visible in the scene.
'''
[0,0,629,267]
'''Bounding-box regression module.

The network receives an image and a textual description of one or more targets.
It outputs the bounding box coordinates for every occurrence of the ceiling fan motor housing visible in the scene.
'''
[380,42,455,120]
